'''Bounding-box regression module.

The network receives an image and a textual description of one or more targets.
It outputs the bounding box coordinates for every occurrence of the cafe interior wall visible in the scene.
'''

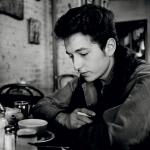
[0,0,150,95]
[0,0,53,95]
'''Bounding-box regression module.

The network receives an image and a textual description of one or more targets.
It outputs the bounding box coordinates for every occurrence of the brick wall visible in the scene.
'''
[0,0,53,94]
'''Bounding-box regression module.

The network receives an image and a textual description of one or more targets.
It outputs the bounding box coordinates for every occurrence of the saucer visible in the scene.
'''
[29,130,55,144]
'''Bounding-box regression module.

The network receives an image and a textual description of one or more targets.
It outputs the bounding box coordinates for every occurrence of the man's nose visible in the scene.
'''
[73,55,82,71]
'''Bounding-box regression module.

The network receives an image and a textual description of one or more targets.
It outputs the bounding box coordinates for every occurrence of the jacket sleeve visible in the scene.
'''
[103,76,150,146]
[76,76,150,149]
[32,78,78,121]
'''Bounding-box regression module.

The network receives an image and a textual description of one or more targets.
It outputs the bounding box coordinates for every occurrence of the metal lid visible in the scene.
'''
[5,125,15,134]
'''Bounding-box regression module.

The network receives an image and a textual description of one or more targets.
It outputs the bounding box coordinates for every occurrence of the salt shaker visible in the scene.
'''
[0,103,8,150]
[4,125,16,150]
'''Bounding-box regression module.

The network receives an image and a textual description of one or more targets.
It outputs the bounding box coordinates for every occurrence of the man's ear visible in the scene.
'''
[104,38,116,56]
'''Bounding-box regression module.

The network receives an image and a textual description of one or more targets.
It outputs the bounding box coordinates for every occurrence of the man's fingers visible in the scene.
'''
[77,108,96,117]
[77,114,93,124]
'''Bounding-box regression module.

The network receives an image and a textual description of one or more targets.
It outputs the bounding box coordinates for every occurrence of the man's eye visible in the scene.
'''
[80,53,88,56]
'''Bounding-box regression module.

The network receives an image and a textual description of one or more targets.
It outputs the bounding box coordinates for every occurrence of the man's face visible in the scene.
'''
[64,33,112,82]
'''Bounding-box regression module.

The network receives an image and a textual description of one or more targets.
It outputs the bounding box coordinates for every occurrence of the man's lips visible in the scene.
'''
[80,72,89,76]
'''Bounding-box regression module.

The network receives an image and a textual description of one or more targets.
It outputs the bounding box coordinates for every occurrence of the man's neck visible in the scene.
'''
[100,57,114,86]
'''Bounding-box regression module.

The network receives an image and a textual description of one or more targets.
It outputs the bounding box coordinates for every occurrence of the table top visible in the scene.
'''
[3,106,71,150]
[16,133,70,150]
[16,135,37,150]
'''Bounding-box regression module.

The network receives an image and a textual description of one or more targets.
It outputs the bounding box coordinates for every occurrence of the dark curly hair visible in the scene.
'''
[54,4,118,50]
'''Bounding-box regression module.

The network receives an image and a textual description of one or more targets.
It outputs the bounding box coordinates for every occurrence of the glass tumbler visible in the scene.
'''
[14,101,29,119]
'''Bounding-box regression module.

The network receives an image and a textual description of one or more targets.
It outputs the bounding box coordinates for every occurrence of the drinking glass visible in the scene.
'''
[14,101,29,119]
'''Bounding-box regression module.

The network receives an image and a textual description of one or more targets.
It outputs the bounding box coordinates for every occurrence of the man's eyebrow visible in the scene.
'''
[66,48,87,55]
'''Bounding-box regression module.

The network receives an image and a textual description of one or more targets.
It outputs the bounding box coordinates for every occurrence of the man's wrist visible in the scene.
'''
[55,112,69,127]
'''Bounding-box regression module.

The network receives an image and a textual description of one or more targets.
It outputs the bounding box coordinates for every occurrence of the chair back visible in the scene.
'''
[0,83,44,107]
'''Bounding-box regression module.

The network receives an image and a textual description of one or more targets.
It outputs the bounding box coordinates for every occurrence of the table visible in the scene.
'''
[16,134,70,150]
[16,135,37,150]
[3,106,71,149]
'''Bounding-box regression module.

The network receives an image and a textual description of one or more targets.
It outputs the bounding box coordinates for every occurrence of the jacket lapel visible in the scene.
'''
[82,82,98,108]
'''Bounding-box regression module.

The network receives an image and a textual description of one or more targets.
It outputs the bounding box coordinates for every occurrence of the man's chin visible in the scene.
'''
[83,76,95,82]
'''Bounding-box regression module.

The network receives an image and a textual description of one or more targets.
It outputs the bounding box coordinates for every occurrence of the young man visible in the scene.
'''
[33,4,150,150]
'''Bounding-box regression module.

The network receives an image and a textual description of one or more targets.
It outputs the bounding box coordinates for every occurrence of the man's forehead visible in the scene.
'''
[64,33,92,53]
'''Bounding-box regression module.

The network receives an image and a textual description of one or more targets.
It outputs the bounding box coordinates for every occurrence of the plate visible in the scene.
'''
[35,130,55,144]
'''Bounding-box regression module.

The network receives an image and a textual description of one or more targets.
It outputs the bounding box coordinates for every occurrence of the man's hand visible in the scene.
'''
[56,108,96,129]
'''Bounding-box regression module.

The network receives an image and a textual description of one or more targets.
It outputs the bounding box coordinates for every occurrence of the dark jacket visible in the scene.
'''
[33,47,150,150]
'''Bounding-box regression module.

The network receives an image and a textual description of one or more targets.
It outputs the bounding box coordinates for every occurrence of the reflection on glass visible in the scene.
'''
[116,19,147,59]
